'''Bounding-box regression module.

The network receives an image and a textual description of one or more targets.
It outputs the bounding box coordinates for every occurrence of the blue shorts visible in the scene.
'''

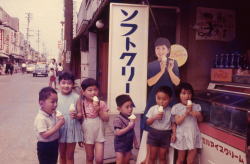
[147,128,172,148]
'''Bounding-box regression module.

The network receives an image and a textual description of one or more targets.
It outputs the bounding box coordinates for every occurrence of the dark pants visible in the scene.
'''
[37,139,59,164]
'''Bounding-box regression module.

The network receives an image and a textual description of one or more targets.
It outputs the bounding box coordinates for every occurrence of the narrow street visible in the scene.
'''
[0,73,86,164]
[0,73,47,163]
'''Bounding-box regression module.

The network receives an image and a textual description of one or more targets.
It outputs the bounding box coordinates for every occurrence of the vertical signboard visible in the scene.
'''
[0,29,3,50]
[108,3,149,114]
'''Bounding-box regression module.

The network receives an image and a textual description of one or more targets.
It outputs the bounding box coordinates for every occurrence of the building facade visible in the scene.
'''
[0,6,39,67]
[74,0,250,98]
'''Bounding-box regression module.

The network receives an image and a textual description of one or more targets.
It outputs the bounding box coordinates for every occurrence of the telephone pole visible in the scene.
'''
[25,12,32,43]
[37,29,40,52]
[64,0,73,72]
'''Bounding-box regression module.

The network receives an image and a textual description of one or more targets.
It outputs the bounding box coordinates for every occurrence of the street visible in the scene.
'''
[0,73,86,164]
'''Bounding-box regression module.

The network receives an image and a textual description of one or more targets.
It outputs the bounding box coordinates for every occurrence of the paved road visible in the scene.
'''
[0,73,49,163]
[0,73,139,164]
[0,74,84,164]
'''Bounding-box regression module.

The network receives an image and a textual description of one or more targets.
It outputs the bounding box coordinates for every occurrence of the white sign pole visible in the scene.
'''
[108,3,149,114]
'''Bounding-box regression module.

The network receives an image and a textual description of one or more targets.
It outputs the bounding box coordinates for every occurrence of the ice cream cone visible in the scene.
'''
[187,100,192,106]
[158,106,164,119]
[162,56,167,63]
[128,114,136,121]
[56,110,63,117]
[93,96,99,106]
[69,104,76,112]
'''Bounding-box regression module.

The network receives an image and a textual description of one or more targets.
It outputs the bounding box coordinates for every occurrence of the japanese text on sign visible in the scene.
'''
[200,134,246,164]
[108,3,149,114]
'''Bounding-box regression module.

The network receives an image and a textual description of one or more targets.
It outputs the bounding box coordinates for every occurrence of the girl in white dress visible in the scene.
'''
[170,82,203,164]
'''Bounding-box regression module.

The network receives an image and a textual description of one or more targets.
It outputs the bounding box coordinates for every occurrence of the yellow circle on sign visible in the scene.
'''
[169,44,188,67]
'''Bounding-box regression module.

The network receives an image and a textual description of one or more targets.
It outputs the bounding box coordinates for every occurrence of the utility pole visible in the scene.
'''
[37,29,40,52]
[25,12,32,43]
[64,0,73,72]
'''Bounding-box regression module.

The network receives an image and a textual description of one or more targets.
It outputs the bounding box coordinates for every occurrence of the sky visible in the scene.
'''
[0,0,82,60]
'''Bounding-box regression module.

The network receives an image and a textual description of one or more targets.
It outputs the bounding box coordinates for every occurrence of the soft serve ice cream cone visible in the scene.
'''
[158,106,164,119]
[93,96,99,106]
[162,56,167,63]
[158,106,164,113]
[187,100,192,106]
[186,100,193,114]
[56,110,63,117]
[69,103,76,112]
[128,114,136,121]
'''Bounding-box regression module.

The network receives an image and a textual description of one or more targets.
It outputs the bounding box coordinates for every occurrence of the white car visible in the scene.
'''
[26,64,35,73]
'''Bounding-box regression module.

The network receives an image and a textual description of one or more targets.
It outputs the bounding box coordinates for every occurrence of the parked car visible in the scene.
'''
[33,64,48,77]
[26,64,35,73]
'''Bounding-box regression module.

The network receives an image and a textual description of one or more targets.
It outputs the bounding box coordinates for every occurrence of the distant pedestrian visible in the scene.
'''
[113,94,139,164]
[21,62,27,74]
[5,62,10,74]
[49,68,57,89]
[34,87,65,164]
[57,63,63,77]
[57,72,84,164]
[76,78,109,164]
[49,59,57,75]
[9,63,14,75]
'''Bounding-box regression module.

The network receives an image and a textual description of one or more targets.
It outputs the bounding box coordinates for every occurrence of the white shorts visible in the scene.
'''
[82,117,105,144]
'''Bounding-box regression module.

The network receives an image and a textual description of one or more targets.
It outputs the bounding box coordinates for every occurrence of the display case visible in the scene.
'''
[194,82,250,164]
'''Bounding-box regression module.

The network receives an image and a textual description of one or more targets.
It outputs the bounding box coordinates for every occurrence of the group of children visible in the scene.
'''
[34,36,202,164]
[34,73,203,164]
[144,83,203,164]
[35,72,109,164]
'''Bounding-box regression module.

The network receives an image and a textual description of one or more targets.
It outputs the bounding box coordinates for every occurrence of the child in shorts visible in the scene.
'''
[77,78,109,164]
[113,94,139,164]
[146,86,176,164]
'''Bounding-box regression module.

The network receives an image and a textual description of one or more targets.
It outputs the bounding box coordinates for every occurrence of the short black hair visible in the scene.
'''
[176,82,194,97]
[81,78,98,91]
[39,87,57,101]
[154,37,171,49]
[59,72,75,83]
[116,94,134,107]
[156,86,173,97]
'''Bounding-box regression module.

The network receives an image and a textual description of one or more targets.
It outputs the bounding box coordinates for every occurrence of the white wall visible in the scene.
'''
[88,32,97,79]
[80,32,97,80]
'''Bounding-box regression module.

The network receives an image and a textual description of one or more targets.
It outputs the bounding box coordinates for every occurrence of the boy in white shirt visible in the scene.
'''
[34,87,65,164]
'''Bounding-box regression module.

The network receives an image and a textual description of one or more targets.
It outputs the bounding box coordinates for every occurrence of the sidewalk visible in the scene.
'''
[74,114,141,164]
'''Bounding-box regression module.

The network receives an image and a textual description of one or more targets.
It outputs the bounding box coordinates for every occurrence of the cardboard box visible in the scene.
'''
[211,68,235,82]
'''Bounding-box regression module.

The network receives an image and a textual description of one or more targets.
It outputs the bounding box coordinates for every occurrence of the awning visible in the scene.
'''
[10,54,24,60]
[0,53,9,58]
[14,55,24,60]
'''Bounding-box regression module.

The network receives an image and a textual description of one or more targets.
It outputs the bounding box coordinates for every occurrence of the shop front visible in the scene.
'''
[75,0,250,163]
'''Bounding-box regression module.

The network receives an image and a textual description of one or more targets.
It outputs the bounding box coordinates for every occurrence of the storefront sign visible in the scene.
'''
[201,133,246,164]
[211,68,235,82]
[195,7,235,41]
[108,3,149,114]
[0,29,3,50]
[65,50,71,63]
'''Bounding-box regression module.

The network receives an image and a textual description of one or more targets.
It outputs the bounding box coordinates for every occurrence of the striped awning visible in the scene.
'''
[0,53,9,58]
